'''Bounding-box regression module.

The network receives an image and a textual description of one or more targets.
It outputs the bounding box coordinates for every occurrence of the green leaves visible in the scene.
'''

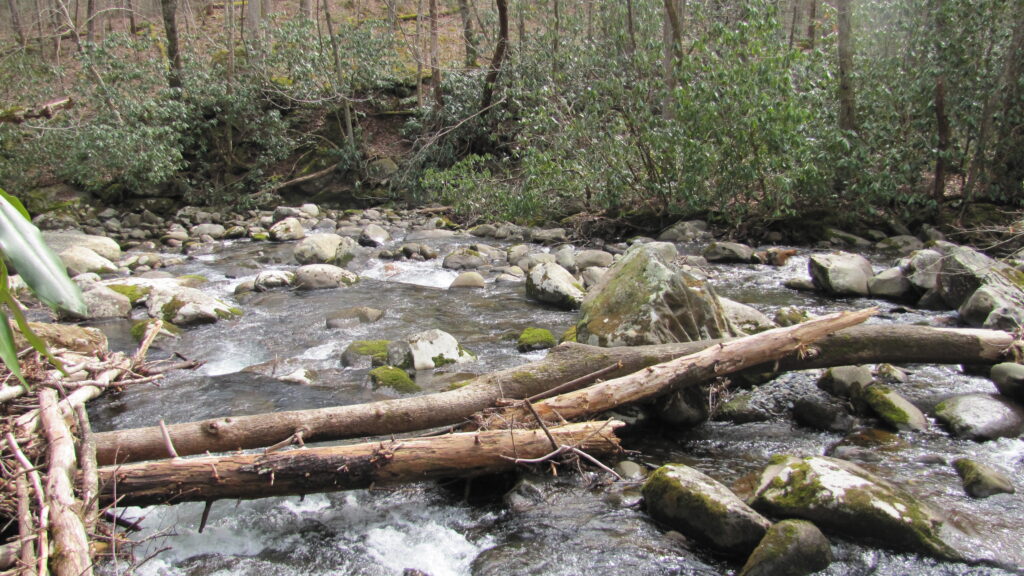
[0,189,87,388]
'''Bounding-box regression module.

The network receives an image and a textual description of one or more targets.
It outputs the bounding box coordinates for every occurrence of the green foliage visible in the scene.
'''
[0,190,86,388]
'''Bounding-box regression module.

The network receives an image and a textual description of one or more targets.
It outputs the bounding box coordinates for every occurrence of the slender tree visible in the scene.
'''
[160,0,183,89]
[85,0,96,42]
[458,0,477,67]
[299,0,311,19]
[837,0,857,132]
[8,0,28,47]
[932,0,950,203]
[429,0,443,107]
[662,0,682,120]
[480,0,508,112]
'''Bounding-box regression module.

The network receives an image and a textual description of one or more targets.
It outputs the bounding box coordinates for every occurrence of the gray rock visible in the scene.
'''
[825,228,872,248]
[75,285,132,319]
[449,271,486,289]
[614,460,646,480]
[254,270,296,291]
[809,251,874,296]
[959,284,1024,329]
[530,228,567,244]
[405,329,475,370]
[358,223,390,247]
[191,223,226,239]
[326,306,384,328]
[272,206,303,222]
[784,277,817,292]
[868,267,914,301]
[577,242,735,347]
[658,220,710,243]
[703,241,756,263]
[899,249,943,292]
[144,281,241,326]
[442,246,487,270]
[341,340,390,368]
[656,385,711,426]
[934,393,1024,440]
[298,203,320,218]
[294,264,358,290]
[720,298,776,334]
[739,519,833,576]
[293,233,343,265]
[861,385,928,431]
[525,262,584,310]
[990,362,1024,402]
[269,217,305,241]
[793,394,859,432]
[43,231,122,261]
[553,245,576,271]
[580,266,607,288]
[60,246,118,276]
[506,244,530,265]
[817,365,873,398]
[953,458,1016,499]
[750,455,960,559]
[875,235,924,255]
[520,252,556,271]
[936,245,1021,309]
[576,249,614,270]
[643,464,771,555]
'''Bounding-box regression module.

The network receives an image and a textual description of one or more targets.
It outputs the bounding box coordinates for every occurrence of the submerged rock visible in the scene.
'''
[643,464,771,555]
[576,242,734,347]
[749,455,960,560]
[325,306,384,328]
[738,519,833,576]
[933,393,1024,440]
[953,458,1016,499]
[368,366,420,393]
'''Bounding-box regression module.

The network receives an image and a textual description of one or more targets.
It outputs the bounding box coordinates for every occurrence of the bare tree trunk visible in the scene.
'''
[100,421,624,507]
[92,321,1016,466]
[243,0,260,46]
[662,0,682,120]
[323,1,355,147]
[479,0,507,111]
[626,0,636,56]
[160,0,183,88]
[125,0,136,33]
[836,0,857,132]
[458,0,476,67]
[429,0,443,107]
[806,0,816,49]
[299,0,311,19]
[85,0,95,42]
[932,0,949,204]
[8,0,28,46]
[385,0,396,30]
[415,0,424,106]
[788,0,801,49]
[551,0,559,73]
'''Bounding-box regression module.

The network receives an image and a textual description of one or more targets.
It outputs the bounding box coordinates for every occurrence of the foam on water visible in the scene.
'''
[362,258,460,289]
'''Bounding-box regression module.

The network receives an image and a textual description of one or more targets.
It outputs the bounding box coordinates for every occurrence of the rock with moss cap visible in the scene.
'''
[517,328,556,352]
[525,262,584,310]
[642,463,770,555]
[576,242,735,347]
[749,455,961,560]
[341,340,391,368]
[861,385,928,432]
[145,283,242,326]
[933,393,1024,440]
[404,329,475,371]
[738,519,832,576]
[368,366,421,393]
[953,458,1015,499]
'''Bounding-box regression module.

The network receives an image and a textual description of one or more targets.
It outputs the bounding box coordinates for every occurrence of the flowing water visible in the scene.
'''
[86,234,1024,576]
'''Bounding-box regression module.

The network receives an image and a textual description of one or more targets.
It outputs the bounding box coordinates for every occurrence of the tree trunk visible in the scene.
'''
[479,0,507,111]
[474,309,875,428]
[92,320,1016,466]
[8,0,27,46]
[458,0,476,67]
[126,0,136,34]
[551,0,559,74]
[385,0,396,30]
[99,421,624,507]
[299,0,311,19]
[160,0,183,88]
[626,0,636,56]
[243,0,259,44]
[429,0,443,108]
[662,0,682,120]
[39,389,93,576]
[836,0,857,132]
[323,2,354,147]
[806,0,816,49]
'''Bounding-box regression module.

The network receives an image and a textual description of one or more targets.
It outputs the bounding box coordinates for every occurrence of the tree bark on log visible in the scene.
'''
[474,309,876,428]
[94,320,1016,465]
[99,421,623,507]
[39,389,93,576]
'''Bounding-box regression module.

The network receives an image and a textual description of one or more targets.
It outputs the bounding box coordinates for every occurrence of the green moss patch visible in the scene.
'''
[349,340,391,366]
[369,366,421,393]
[517,327,556,352]
[107,284,151,305]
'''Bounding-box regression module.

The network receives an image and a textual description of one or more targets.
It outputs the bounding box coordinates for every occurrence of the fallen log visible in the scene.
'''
[99,420,623,508]
[94,319,1016,465]
[473,309,876,428]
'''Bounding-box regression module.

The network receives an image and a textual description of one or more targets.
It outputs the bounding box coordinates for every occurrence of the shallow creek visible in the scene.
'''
[86,235,1024,576]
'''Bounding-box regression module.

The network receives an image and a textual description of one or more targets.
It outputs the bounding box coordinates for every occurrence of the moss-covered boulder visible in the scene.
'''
[861,385,928,432]
[341,340,391,368]
[953,458,1016,499]
[517,327,556,352]
[525,262,584,310]
[749,455,960,560]
[404,329,475,370]
[577,242,735,347]
[369,366,421,393]
[146,283,242,326]
[738,519,833,576]
[643,464,771,556]
[933,393,1024,440]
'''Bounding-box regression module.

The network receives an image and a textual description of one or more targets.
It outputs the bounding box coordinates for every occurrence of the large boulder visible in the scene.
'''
[576,242,735,347]
[643,464,771,555]
[575,249,615,270]
[145,282,242,326]
[933,393,1024,441]
[269,217,305,241]
[79,285,132,319]
[404,329,475,371]
[936,246,1024,327]
[990,362,1024,403]
[959,285,1024,330]
[294,264,358,290]
[898,249,943,292]
[43,231,122,261]
[808,252,873,296]
[749,455,960,560]
[60,246,118,276]
[293,233,343,265]
[738,519,833,576]
[720,298,776,334]
[868,267,914,301]
[703,241,756,264]
[525,262,584,310]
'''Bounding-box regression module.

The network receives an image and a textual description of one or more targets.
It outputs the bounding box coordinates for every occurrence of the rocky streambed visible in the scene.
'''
[20,204,1024,576]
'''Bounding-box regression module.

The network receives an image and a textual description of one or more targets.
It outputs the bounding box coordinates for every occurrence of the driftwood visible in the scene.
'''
[94,319,1017,465]
[99,420,624,508]
[0,98,74,124]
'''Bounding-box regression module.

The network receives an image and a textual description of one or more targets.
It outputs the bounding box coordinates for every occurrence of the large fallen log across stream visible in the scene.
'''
[95,313,1017,465]
[99,420,624,507]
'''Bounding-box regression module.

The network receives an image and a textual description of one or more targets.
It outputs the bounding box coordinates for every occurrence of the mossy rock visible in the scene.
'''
[559,325,577,343]
[517,327,556,352]
[130,319,181,341]
[106,283,151,305]
[953,458,1016,499]
[861,385,928,431]
[342,340,391,367]
[738,519,833,576]
[369,366,421,393]
[177,274,209,287]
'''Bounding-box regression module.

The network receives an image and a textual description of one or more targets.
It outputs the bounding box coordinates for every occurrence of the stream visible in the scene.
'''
[85,231,1024,576]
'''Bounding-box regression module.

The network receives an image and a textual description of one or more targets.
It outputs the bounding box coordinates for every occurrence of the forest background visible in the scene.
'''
[0,0,1021,240]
